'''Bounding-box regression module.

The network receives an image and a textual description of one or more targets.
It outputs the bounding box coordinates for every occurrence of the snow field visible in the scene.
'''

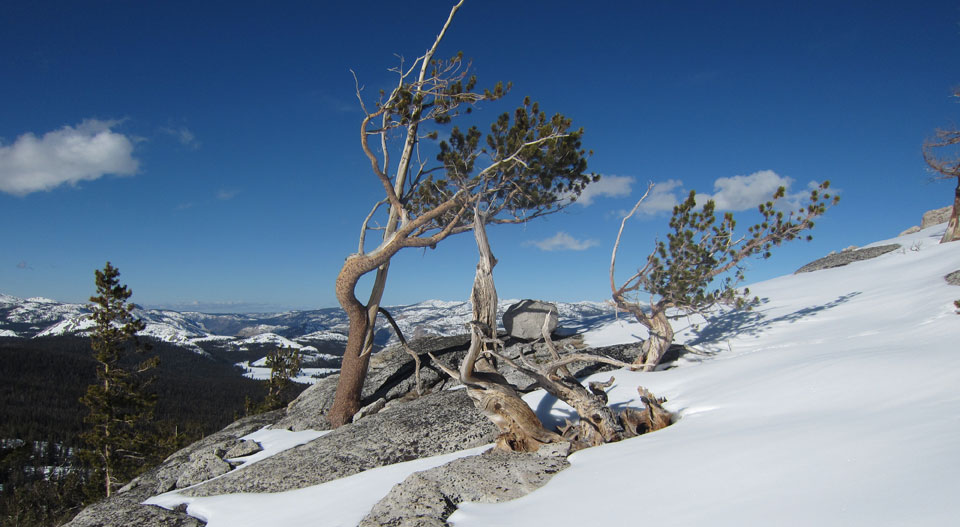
[148,225,960,526]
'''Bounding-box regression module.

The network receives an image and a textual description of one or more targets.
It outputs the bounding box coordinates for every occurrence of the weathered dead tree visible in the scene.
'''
[430,207,562,451]
[432,205,671,452]
[611,181,837,371]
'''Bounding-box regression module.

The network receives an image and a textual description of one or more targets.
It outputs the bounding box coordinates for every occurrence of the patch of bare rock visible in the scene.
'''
[946,270,960,286]
[359,446,571,527]
[63,411,281,527]
[795,244,901,274]
[62,330,644,526]
[181,388,498,497]
[899,205,952,235]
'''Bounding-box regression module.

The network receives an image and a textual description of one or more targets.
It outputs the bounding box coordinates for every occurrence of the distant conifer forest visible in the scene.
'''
[0,335,306,525]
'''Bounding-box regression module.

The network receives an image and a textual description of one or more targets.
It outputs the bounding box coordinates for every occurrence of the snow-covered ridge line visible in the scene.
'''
[0,294,618,356]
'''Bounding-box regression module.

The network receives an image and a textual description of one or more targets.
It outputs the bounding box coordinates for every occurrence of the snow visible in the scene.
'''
[35,315,95,337]
[227,428,330,469]
[296,330,348,342]
[0,329,17,337]
[239,333,302,349]
[236,360,337,384]
[113,224,960,524]
[146,430,489,527]
[450,225,960,526]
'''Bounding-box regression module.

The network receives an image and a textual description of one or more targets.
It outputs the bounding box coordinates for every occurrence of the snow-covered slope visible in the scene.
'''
[148,224,960,526]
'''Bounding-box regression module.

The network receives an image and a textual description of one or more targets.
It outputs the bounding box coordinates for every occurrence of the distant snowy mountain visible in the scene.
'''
[0,293,618,372]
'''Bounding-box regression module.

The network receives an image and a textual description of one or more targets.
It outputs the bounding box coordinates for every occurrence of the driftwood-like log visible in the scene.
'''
[435,204,673,452]
[621,387,673,437]
[430,206,562,452]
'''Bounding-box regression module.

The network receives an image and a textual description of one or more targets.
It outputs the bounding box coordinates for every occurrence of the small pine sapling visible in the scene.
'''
[611,182,839,371]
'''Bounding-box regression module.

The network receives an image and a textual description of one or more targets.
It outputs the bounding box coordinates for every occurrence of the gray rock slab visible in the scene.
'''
[225,439,263,459]
[63,411,280,527]
[273,334,472,431]
[176,452,233,488]
[922,206,952,228]
[182,389,498,496]
[63,498,203,527]
[946,270,960,286]
[503,300,559,340]
[795,244,901,274]
[359,449,570,527]
[899,226,921,236]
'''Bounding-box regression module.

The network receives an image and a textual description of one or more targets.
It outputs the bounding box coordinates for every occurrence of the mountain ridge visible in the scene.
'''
[0,294,617,369]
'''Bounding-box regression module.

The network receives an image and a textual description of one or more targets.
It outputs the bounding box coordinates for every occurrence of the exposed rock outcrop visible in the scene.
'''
[922,206,953,228]
[63,335,645,526]
[946,270,960,286]
[273,334,471,431]
[898,205,952,235]
[182,389,498,496]
[359,448,570,527]
[795,244,901,274]
[176,452,233,488]
[225,439,262,458]
[503,300,558,340]
[64,411,280,527]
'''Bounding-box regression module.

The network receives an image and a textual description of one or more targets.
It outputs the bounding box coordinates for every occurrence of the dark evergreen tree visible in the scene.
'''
[79,262,159,498]
[248,347,302,413]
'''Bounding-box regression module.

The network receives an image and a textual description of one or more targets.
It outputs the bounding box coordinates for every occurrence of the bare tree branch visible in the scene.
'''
[358,199,389,254]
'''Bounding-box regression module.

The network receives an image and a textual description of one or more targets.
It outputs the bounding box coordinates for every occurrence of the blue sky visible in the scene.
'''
[2,1,958,312]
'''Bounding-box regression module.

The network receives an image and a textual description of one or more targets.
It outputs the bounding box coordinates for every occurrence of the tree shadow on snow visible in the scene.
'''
[687,291,862,346]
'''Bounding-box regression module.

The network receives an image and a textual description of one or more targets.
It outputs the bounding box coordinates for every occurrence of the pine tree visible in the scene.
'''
[248,347,302,414]
[328,0,596,427]
[922,87,960,243]
[612,183,839,370]
[79,262,159,498]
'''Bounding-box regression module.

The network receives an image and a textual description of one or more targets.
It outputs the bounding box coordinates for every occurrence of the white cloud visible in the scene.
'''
[161,125,200,149]
[217,189,240,201]
[696,170,797,211]
[525,232,599,251]
[575,175,634,206]
[636,179,684,216]
[0,119,139,196]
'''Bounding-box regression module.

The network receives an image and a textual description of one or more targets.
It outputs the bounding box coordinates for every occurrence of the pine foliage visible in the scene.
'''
[248,346,302,414]
[612,182,838,370]
[646,183,838,312]
[79,262,159,498]
[921,87,960,244]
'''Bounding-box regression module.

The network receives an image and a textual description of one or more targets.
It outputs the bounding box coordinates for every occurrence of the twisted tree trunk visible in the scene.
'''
[430,207,562,451]
[640,310,674,372]
[941,183,959,243]
[327,261,375,427]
